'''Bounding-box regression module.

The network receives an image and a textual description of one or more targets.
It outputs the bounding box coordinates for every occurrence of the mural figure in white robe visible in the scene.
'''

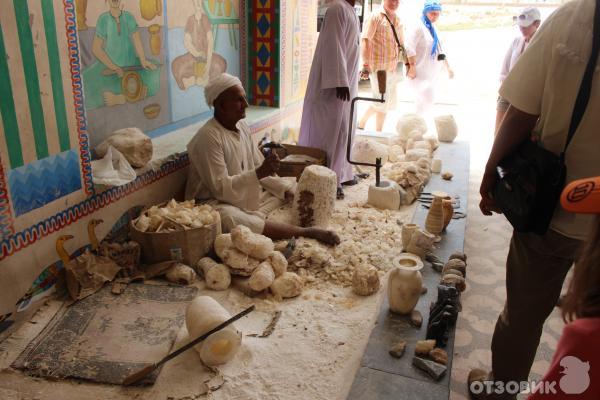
[298,0,360,199]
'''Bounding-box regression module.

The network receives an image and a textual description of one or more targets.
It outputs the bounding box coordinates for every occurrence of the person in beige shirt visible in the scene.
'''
[358,0,403,132]
[472,0,600,397]
[185,73,340,245]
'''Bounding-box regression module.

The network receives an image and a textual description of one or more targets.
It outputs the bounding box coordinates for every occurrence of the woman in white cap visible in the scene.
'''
[495,7,541,134]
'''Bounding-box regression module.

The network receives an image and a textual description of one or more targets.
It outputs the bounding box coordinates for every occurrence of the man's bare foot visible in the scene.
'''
[307,228,340,246]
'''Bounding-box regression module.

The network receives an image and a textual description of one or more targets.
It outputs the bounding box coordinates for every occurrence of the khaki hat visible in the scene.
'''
[514,7,541,27]
[561,177,600,214]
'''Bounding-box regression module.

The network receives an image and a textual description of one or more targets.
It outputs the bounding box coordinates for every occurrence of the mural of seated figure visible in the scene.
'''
[171,0,227,90]
[82,0,160,109]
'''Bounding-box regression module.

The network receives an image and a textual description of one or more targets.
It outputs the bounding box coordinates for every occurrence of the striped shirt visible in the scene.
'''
[362,8,404,72]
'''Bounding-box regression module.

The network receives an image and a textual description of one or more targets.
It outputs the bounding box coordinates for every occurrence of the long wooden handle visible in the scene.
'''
[377,70,387,95]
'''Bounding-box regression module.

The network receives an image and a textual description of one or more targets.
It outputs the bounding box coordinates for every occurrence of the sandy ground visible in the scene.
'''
[0,177,417,400]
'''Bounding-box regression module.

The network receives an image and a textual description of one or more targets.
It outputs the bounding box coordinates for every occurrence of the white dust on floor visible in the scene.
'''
[0,178,415,400]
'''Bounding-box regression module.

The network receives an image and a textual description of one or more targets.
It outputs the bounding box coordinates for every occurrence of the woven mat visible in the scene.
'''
[12,283,197,385]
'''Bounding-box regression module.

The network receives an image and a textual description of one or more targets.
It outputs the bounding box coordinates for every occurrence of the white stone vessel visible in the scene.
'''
[185,296,242,366]
[388,253,424,314]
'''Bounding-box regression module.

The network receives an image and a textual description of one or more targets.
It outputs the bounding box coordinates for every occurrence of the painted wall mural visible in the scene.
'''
[76,0,240,147]
[0,0,84,222]
[78,0,168,148]
[167,0,240,122]
[282,0,317,106]
[0,0,319,318]
[246,0,280,107]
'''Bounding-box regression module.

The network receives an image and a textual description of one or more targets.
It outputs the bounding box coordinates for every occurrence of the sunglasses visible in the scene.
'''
[512,14,530,23]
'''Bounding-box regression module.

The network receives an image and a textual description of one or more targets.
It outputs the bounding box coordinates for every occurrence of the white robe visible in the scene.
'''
[405,22,443,116]
[185,118,293,212]
[298,0,360,185]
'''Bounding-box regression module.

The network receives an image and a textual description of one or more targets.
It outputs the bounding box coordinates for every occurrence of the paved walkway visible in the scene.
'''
[358,22,566,399]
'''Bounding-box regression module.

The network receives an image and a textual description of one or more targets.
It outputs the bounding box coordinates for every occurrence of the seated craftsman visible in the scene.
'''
[185,73,340,245]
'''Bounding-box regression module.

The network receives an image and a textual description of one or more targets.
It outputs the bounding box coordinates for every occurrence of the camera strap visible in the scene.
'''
[382,12,405,60]
[563,0,600,158]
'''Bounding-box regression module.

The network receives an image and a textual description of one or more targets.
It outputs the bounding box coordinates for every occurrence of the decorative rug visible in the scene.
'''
[12,283,197,385]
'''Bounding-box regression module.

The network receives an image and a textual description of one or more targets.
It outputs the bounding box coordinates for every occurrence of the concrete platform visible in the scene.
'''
[346,141,470,400]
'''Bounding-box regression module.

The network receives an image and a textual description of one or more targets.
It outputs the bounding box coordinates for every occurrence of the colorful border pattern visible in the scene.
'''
[63,0,93,196]
[247,0,280,107]
[279,0,286,106]
[239,0,248,87]
[0,153,189,261]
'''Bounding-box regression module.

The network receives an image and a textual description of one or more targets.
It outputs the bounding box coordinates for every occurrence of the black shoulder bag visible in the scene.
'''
[493,0,600,235]
[382,13,407,65]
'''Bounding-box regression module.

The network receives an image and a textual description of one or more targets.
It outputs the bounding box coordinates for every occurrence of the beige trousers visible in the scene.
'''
[490,229,582,398]
[214,191,284,234]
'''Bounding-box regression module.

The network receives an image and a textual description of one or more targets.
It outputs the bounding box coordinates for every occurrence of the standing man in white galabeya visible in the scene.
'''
[298,0,360,200]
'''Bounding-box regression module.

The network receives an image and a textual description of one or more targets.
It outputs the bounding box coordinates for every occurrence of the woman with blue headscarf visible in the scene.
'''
[405,0,454,116]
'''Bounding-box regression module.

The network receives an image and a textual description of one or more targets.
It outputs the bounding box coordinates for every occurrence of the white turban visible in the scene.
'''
[204,73,243,107]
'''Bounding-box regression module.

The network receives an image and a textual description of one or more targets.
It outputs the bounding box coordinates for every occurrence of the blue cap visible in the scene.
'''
[423,0,442,13]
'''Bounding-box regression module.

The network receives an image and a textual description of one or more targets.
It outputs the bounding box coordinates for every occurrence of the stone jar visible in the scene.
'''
[388,254,424,314]
[401,223,418,250]
[208,0,217,14]
[406,228,435,259]
[224,0,233,16]
[425,191,446,235]
[148,24,161,55]
[75,0,88,30]
[442,198,454,230]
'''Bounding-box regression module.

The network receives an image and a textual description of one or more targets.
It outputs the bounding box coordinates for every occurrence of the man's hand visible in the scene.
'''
[336,87,351,101]
[141,58,157,70]
[407,65,416,79]
[448,68,455,79]
[256,152,280,179]
[479,169,502,216]
[111,66,124,77]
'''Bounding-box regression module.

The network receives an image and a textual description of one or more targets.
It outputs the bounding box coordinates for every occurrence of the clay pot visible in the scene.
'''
[425,191,446,235]
[140,0,162,21]
[75,0,88,30]
[143,103,161,119]
[195,61,207,78]
[442,199,454,230]
[406,229,435,259]
[208,0,216,14]
[401,223,418,251]
[388,254,424,314]
[148,24,161,55]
